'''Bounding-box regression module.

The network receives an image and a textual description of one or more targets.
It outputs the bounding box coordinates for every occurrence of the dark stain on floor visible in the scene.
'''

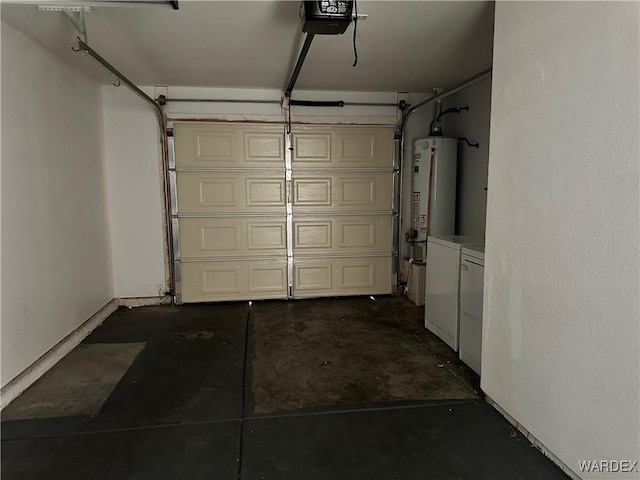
[249,297,477,415]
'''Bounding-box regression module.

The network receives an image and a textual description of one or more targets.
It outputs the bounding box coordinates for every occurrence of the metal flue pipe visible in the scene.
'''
[400,68,492,137]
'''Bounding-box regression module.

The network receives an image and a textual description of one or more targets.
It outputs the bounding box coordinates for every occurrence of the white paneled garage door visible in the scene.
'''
[171,123,394,303]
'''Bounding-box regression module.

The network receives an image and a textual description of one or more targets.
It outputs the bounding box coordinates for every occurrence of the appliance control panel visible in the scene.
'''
[319,0,350,14]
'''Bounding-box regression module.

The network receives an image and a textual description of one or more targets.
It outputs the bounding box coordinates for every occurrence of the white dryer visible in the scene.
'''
[424,235,483,351]
[459,245,485,375]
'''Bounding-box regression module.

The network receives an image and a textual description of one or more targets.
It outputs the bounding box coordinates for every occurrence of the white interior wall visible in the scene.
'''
[1,22,113,386]
[484,3,639,478]
[441,78,492,238]
[102,86,165,298]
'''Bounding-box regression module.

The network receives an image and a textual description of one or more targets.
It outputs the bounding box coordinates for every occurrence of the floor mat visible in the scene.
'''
[2,343,145,420]
[249,298,478,415]
[2,304,249,438]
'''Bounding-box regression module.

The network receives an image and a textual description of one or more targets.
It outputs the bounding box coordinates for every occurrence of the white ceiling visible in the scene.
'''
[1,1,494,92]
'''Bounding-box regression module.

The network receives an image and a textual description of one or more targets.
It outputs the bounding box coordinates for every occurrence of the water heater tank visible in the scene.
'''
[301,1,353,35]
[410,137,458,259]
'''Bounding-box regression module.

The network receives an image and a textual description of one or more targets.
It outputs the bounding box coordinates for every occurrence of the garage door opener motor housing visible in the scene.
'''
[301,0,354,35]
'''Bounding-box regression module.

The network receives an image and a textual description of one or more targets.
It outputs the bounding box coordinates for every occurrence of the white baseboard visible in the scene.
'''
[1,296,175,410]
[0,299,119,410]
[118,296,172,307]
[485,396,582,480]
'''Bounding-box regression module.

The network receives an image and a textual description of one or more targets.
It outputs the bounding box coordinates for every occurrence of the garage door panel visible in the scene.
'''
[181,260,287,302]
[294,221,332,249]
[293,178,331,206]
[334,257,391,294]
[295,263,332,291]
[291,172,392,212]
[179,217,286,257]
[201,265,240,294]
[333,129,393,167]
[340,221,374,248]
[292,133,331,163]
[292,127,393,169]
[340,178,376,205]
[199,223,239,251]
[341,263,374,289]
[198,178,238,207]
[338,216,392,250]
[249,264,287,293]
[175,124,284,168]
[292,215,392,254]
[336,172,391,210]
[293,257,392,298]
[247,222,287,251]
[244,132,284,163]
[194,131,235,163]
[246,178,286,206]
[173,123,395,304]
[335,134,376,165]
[177,172,285,214]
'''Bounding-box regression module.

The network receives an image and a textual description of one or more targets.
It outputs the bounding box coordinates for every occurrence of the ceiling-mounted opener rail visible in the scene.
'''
[284,33,316,100]
[283,3,400,110]
[284,1,355,100]
[72,37,163,129]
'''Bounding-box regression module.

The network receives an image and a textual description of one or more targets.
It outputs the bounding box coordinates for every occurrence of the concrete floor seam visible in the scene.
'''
[2,400,479,444]
[236,305,252,480]
[242,399,480,422]
[0,417,244,442]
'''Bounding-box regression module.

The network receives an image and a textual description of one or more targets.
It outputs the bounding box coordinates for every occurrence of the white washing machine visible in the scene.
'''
[459,245,485,375]
[424,235,483,351]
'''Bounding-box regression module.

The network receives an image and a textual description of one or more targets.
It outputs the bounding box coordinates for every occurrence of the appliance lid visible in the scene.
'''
[428,235,484,249]
[462,245,485,262]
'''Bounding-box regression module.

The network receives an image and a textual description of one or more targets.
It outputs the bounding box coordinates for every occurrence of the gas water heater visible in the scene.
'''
[409,137,458,259]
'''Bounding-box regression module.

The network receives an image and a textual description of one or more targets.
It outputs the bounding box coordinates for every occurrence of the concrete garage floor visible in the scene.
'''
[1,296,568,479]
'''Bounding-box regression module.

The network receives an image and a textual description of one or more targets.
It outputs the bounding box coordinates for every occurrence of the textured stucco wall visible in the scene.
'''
[483,2,640,478]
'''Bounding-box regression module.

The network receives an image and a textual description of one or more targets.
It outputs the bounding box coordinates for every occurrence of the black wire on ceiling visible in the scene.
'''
[352,0,358,67]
